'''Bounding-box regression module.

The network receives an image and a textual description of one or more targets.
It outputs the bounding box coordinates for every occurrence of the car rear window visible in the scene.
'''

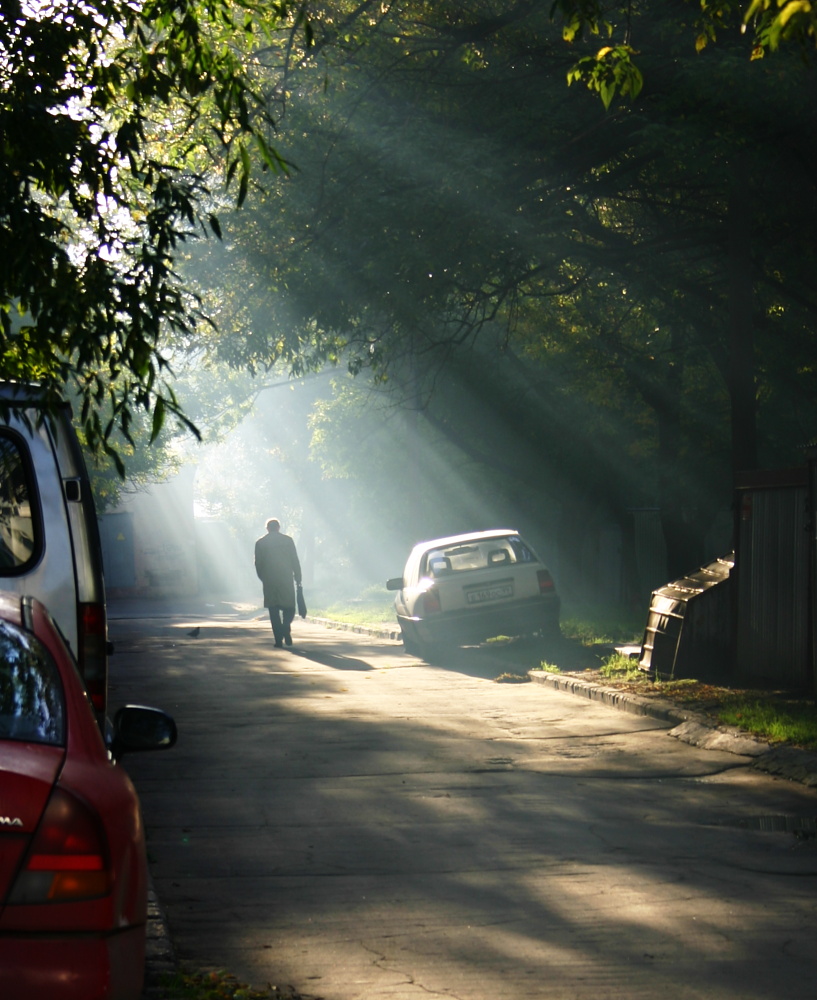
[0,431,39,572]
[424,536,538,576]
[0,620,66,746]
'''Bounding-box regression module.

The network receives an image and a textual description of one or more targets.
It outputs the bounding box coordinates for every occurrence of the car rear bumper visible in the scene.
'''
[400,595,560,646]
[0,925,145,1000]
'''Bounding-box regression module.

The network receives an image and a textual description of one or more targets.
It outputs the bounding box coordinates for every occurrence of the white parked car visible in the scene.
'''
[387,529,560,659]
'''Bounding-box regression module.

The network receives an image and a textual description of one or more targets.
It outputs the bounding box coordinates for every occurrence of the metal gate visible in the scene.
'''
[734,469,809,687]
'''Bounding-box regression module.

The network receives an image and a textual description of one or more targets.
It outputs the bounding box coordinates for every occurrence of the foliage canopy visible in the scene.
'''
[3,0,817,595]
[0,0,302,470]
[189,0,817,587]
[553,0,817,106]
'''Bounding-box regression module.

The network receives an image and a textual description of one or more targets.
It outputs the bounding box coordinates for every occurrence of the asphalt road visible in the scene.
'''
[109,602,817,1000]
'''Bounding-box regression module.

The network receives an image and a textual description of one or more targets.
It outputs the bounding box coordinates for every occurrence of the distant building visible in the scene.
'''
[99,468,198,598]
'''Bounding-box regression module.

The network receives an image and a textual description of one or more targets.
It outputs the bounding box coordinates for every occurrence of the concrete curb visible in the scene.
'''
[528,669,817,788]
[142,877,177,998]
[305,615,402,642]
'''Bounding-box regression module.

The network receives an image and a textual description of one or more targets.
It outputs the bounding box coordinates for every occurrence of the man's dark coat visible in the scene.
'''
[254,530,302,609]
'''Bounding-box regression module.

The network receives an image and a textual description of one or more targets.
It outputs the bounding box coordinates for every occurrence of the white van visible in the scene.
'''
[0,383,108,721]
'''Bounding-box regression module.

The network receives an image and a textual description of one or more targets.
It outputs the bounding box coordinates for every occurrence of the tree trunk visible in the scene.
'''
[654,330,708,580]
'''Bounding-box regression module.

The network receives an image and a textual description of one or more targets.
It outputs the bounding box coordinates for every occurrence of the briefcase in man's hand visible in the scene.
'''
[296,584,307,619]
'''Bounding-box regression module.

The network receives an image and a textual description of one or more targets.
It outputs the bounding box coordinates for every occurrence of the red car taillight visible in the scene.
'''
[537,570,555,595]
[78,602,107,716]
[422,588,442,615]
[8,788,111,904]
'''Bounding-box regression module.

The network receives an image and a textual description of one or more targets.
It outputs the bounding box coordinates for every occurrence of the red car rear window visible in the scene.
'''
[0,620,65,746]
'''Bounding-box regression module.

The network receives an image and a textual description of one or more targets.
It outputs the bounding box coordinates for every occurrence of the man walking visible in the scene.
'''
[254,518,302,648]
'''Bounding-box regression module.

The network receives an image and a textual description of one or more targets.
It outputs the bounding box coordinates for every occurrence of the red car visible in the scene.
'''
[0,593,176,1000]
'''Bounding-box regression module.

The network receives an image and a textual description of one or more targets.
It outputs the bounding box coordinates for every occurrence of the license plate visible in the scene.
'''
[465,581,514,604]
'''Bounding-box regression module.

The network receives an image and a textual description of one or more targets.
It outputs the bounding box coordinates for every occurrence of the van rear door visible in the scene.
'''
[0,393,107,722]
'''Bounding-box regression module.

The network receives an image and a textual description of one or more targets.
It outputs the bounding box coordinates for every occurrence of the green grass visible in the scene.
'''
[560,604,643,646]
[310,598,395,625]
[598,651,645,681]
[717,697,817,749]
[594,652,817,750]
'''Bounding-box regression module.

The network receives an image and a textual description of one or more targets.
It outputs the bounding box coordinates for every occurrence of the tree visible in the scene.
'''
[197,0,817,585]
[0,0,305,470]
[551,0,817,107]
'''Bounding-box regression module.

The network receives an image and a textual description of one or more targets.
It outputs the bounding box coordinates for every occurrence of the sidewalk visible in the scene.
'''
[312,618,817,790]
[108,595,263,622]
[111,597,817,791]
[304,613,817,791]
[527,667,817,788]
[125,605,817,998]
[112,596,817,791]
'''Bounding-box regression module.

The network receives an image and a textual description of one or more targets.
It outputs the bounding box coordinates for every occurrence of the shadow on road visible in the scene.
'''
[288,647,374,671]
[421,634,612,680]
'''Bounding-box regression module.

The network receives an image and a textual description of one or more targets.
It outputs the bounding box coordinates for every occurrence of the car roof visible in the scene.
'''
[412,529,520,554]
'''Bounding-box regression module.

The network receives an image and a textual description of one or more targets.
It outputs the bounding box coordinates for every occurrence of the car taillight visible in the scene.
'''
[422,588,441,615]
[78,602,107,717]
[537,570,555,594]
[8,788,111,904]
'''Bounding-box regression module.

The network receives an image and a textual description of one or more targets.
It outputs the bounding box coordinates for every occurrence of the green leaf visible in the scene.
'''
[150,396,166,443]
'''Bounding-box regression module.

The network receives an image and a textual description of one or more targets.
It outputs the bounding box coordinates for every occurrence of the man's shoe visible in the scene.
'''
[285,632,293,646]
[274,639,283,648]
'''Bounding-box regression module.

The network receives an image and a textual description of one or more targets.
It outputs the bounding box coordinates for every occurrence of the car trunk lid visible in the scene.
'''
[0,743,64,906]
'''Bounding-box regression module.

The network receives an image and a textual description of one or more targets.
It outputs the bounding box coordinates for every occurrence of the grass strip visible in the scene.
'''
[718,697,817,750]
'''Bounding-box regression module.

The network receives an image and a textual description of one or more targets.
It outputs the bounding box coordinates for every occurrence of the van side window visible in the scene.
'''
[0,433,39,571]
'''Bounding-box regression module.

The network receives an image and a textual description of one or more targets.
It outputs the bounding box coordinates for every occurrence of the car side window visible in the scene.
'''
[0,432,39,571]
[0,620,66,746]
[508,537,537,563]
